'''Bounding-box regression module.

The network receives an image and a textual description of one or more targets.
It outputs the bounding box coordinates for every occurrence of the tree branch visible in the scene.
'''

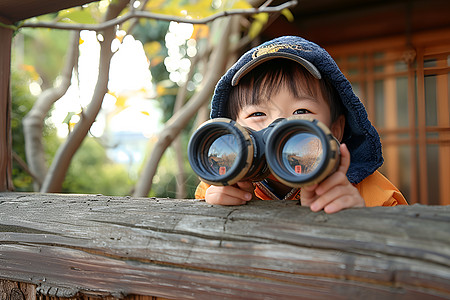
[20,1,297,31]
[12,151,41,186]
[40,0,130,193]
[133,17,237,197]
[22,30,80,191]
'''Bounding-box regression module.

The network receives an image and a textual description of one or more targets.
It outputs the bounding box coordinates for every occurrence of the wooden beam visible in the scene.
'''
[0,0,99,23]
[0,25,13,192]
[0,192,449,299]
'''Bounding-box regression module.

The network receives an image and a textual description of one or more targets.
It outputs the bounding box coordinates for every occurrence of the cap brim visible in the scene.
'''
[231,52,322,86]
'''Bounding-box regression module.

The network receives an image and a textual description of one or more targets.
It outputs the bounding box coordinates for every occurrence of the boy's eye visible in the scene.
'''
[293,109,311,115]
[248,112,266,117]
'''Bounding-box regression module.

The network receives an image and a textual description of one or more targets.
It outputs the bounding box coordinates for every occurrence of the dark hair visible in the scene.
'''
[226,59,344,123]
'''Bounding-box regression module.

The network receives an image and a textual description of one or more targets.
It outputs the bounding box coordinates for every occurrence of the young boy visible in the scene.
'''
[194,36,407,213]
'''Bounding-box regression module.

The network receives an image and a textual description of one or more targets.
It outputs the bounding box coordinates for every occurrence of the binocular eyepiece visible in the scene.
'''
[188,116,340,187]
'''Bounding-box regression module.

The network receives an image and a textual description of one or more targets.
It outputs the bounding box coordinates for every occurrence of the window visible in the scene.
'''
[327,30,450,205]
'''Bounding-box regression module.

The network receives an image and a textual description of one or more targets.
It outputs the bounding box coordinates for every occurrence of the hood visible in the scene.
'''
[210,35,383,184]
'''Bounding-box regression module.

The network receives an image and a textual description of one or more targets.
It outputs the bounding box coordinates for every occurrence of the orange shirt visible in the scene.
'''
[194,170,408,207]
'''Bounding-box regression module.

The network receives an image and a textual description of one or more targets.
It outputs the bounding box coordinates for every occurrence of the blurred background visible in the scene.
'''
[3,0,450,205]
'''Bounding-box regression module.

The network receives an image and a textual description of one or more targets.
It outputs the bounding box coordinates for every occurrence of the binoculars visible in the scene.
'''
[188,116,340,187]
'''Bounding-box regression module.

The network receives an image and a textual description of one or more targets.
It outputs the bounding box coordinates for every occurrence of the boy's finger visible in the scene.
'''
[338,143,351,174]
[206,193,247,205]
[207,185,252,203]
[312,144,351,196]
[310,186,348,211]
[314,171,348,196]
[236,181,254,193]
[300,183,318,206]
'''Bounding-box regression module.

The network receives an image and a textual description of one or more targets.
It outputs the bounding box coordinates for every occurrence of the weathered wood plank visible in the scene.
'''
[0,192,449,299]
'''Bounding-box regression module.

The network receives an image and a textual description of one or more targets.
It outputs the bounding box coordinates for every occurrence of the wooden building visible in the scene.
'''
[263,0,450,206]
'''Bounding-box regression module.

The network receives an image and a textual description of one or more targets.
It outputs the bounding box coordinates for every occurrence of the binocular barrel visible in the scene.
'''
[188,117,340,187]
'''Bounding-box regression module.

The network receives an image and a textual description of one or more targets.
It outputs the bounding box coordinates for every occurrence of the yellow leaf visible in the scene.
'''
[147,0,185,16]
[144,0,167,12]
[191,24,209,39]
[248,21,263,39]
[107,91,118,98]
[156,83,166,96]
[248,13,268,39]
[253,12,269,23]
[115,95,127,108]
[116,30,126,43]
[156,81,178,96]
[21,64,40,81]
[182,1,215,19]
[230,0,253,10]
[281,8,294,22]
[144,41,162,57]
[150,56,164,67]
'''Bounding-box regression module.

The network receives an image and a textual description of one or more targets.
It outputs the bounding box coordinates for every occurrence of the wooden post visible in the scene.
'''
[0,192,449,299]
[0,20,14,192]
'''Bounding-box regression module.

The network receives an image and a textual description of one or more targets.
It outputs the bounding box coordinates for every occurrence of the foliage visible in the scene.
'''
[10,70,37,191]
[19,28,71,89]
[10,68,131,196]
[131,19,176,122]
[10,69,59,191]
[148,146,199,199]
[10,0,296,196]
[62,138,133,196]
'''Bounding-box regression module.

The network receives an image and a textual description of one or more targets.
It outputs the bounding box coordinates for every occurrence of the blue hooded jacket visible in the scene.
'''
[209,36,383,184]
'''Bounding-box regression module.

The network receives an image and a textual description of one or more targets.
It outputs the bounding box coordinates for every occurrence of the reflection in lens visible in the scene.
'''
[206,133,239,176]
[282,133,323,175]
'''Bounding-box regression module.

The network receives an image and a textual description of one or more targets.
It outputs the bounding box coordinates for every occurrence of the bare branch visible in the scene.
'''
[40,0,130,193]
[12,151,41,185]
[20,1,297,31]
[133,17,237,197]
[22,30,80,191]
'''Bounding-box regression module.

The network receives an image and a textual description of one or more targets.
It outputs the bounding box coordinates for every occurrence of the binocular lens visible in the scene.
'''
[188,118,258,186]
[281,133,323,176]
[206,133,239,176]
[188,117,339,188]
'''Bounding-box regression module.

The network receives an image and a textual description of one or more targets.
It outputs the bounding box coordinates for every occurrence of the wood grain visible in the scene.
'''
[0,192,449,299]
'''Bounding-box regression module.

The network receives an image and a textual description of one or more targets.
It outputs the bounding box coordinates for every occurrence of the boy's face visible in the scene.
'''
[236,79,345,140]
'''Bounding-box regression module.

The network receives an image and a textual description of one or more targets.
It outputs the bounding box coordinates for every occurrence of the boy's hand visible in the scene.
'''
[205,181,254,205]
[300,143,365,213]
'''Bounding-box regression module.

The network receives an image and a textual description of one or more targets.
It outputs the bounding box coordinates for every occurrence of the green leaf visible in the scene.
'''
[63,112,76,124]
[58,8,97,24]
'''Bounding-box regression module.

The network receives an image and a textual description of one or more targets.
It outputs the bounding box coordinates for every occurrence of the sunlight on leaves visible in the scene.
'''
[144,0,253,19]
[21,65,40,81]
[58,8,97,24]
[191,24,209,39]
[230,0,252,10]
